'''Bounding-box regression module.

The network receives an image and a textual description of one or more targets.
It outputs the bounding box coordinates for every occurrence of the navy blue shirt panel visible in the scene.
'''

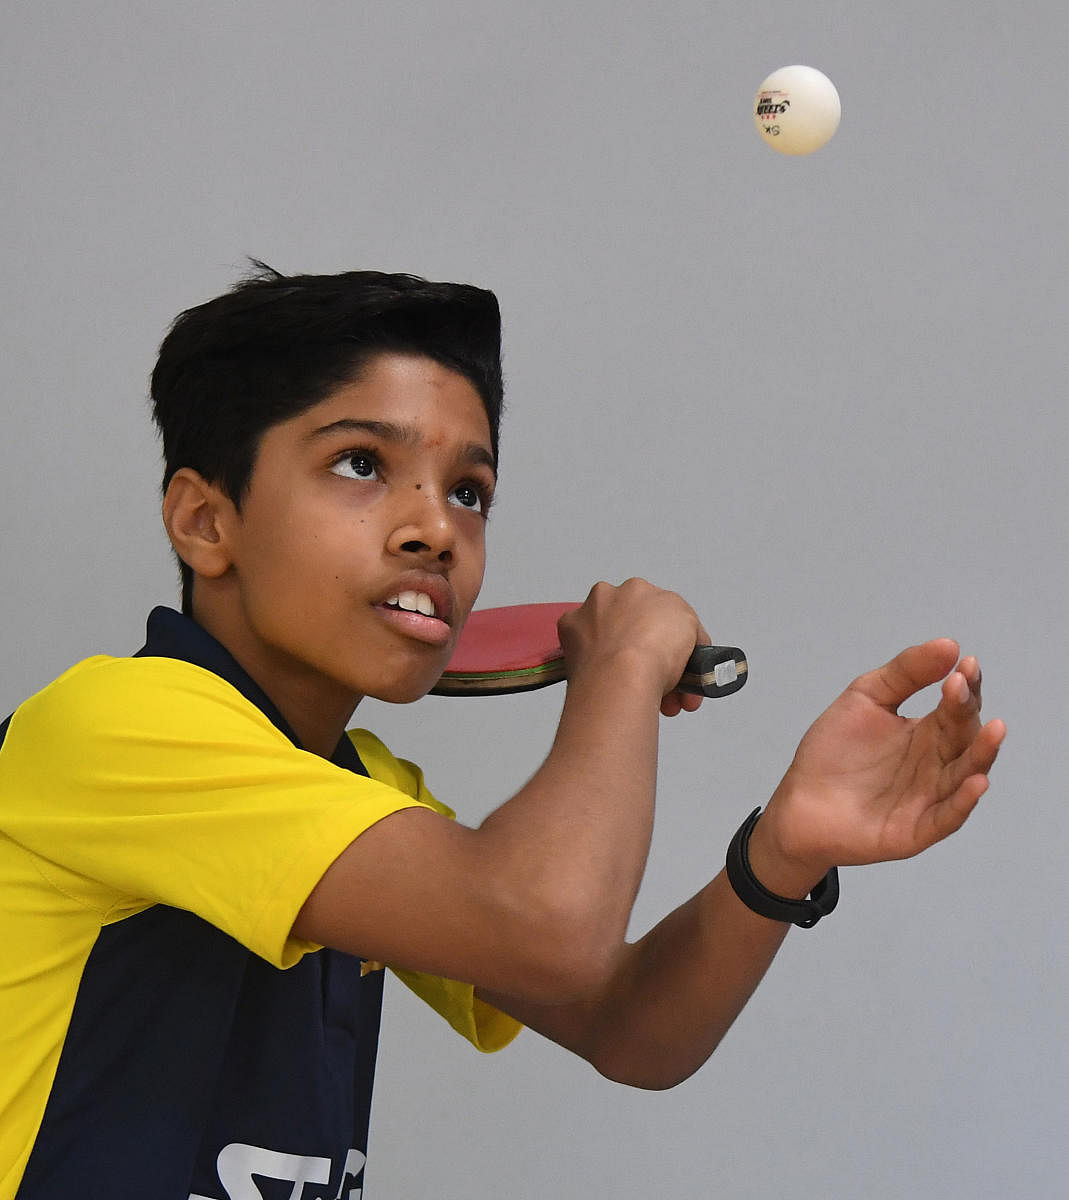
[14,608,384,1200]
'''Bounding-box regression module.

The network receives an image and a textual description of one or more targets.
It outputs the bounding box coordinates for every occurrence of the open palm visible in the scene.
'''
[775,639,1006,869]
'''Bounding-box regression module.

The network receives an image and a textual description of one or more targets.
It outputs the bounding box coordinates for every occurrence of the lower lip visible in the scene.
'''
[374,604,453,647]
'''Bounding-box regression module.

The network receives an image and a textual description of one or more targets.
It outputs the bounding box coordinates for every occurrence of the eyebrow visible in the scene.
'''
[305,418,496,474]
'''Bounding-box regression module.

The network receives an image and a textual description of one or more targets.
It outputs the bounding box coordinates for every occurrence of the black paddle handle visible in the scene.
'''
[678,645,748,698]
[431,642,749,698]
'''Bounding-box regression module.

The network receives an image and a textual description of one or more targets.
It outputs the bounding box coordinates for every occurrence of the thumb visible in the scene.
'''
[852,639,961,713]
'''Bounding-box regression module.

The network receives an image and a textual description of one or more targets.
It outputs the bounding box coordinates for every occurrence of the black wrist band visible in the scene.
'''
[726,807,839,928]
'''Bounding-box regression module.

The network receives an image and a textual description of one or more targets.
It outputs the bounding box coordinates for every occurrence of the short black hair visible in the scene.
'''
[150,263,503,613]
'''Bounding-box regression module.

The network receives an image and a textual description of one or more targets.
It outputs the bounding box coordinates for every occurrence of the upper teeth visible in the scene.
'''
[387,591,437,618]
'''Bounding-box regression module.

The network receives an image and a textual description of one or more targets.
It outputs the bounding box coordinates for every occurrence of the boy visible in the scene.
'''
[0,267,1005,1199]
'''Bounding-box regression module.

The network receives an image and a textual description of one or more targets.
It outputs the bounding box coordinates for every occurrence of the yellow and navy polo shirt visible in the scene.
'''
[0,607,519,1199]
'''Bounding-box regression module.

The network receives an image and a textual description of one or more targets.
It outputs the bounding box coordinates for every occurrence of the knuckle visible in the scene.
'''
[619,576,650,597]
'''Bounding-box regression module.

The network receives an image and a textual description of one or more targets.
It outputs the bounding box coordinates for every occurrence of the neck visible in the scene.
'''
[191,602,361,760]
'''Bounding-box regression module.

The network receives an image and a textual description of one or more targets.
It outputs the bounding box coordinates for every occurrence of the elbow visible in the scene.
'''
[590,1037,719,1091]
[541,906,621,1003]
[470,828,631,1005]
[502,880,624,1006]
[593,1057,704,1091]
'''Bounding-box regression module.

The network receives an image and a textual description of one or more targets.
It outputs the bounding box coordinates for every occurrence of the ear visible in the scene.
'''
[162,468,237,582]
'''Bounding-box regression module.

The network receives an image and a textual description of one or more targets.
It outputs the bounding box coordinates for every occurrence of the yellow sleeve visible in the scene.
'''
[0,657,427,969]
[348,729,522,1053]
[0,659,521,1052]
[387,968,522,1053]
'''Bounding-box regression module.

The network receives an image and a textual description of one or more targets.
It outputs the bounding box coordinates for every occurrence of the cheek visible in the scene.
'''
[245,491,340,563]
[454,512,487,559]
[235,517,326,609]
[457,525,487,597]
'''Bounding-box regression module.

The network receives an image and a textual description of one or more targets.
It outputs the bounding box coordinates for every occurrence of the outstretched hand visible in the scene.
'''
[762,639,1006,876]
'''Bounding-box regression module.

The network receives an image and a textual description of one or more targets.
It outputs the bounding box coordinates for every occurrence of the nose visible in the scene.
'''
[385,487,455,564]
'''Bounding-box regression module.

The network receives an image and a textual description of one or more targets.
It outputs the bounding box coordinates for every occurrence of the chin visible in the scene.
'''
[367,675,442,705]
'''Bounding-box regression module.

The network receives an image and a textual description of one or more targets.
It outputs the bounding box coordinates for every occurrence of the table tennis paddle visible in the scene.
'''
[430,602,748,698]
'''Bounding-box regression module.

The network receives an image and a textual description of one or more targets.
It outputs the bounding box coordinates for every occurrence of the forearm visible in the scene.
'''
[294,655,676,1003]
[483,808,826,1088]
[583,870,795,1087]
[482,639,1005,1083]
[476,658,663,962]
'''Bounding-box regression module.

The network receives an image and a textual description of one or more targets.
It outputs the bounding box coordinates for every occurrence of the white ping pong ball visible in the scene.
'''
[754,65,841,155]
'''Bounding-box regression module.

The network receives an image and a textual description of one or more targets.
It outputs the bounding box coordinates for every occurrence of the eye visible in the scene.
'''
[449,482,492,514]
[330,449,380,480]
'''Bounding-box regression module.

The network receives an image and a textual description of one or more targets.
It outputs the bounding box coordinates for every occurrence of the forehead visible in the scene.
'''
[297,353,492,447]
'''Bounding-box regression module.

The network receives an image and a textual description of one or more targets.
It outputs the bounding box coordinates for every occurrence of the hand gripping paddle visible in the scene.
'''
[431,602,748,698]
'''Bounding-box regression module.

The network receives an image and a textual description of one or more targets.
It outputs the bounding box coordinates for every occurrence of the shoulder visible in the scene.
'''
[2,655,290,789]
[11,654,284,745]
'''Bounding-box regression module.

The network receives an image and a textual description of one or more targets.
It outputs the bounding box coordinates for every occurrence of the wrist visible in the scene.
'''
[726,808,840,928]
[744,804,828,899]
[566,644,670,705]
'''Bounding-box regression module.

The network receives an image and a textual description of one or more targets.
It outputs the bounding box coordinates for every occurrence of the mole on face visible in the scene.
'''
[415,483,422,490]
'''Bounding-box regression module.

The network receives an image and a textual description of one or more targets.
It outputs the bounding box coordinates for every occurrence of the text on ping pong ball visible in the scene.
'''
[754,65,841,155]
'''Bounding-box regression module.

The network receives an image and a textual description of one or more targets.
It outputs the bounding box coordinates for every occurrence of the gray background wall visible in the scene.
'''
[3,3,1065,1197]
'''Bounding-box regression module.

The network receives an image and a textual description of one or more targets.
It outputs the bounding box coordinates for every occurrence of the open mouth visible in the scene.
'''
[382,591,440,620]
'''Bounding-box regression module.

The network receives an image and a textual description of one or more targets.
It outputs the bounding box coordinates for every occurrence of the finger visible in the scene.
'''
[924,717,1004,842]
[932,659,992,756]
[940,718,1007,795]
[929,730,1005,846]
[958,655,983,711]
[665,611,707,718]
[975,717,1007,768]
[853,638,961,712]
[660,688,704,717]
[920,772,988,848]
[945,656,982,709]
[916,721,1004,849]
[936,668,977,733]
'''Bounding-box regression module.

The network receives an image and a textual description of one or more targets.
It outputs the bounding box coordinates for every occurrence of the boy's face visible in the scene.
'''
[207,353,495,721]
